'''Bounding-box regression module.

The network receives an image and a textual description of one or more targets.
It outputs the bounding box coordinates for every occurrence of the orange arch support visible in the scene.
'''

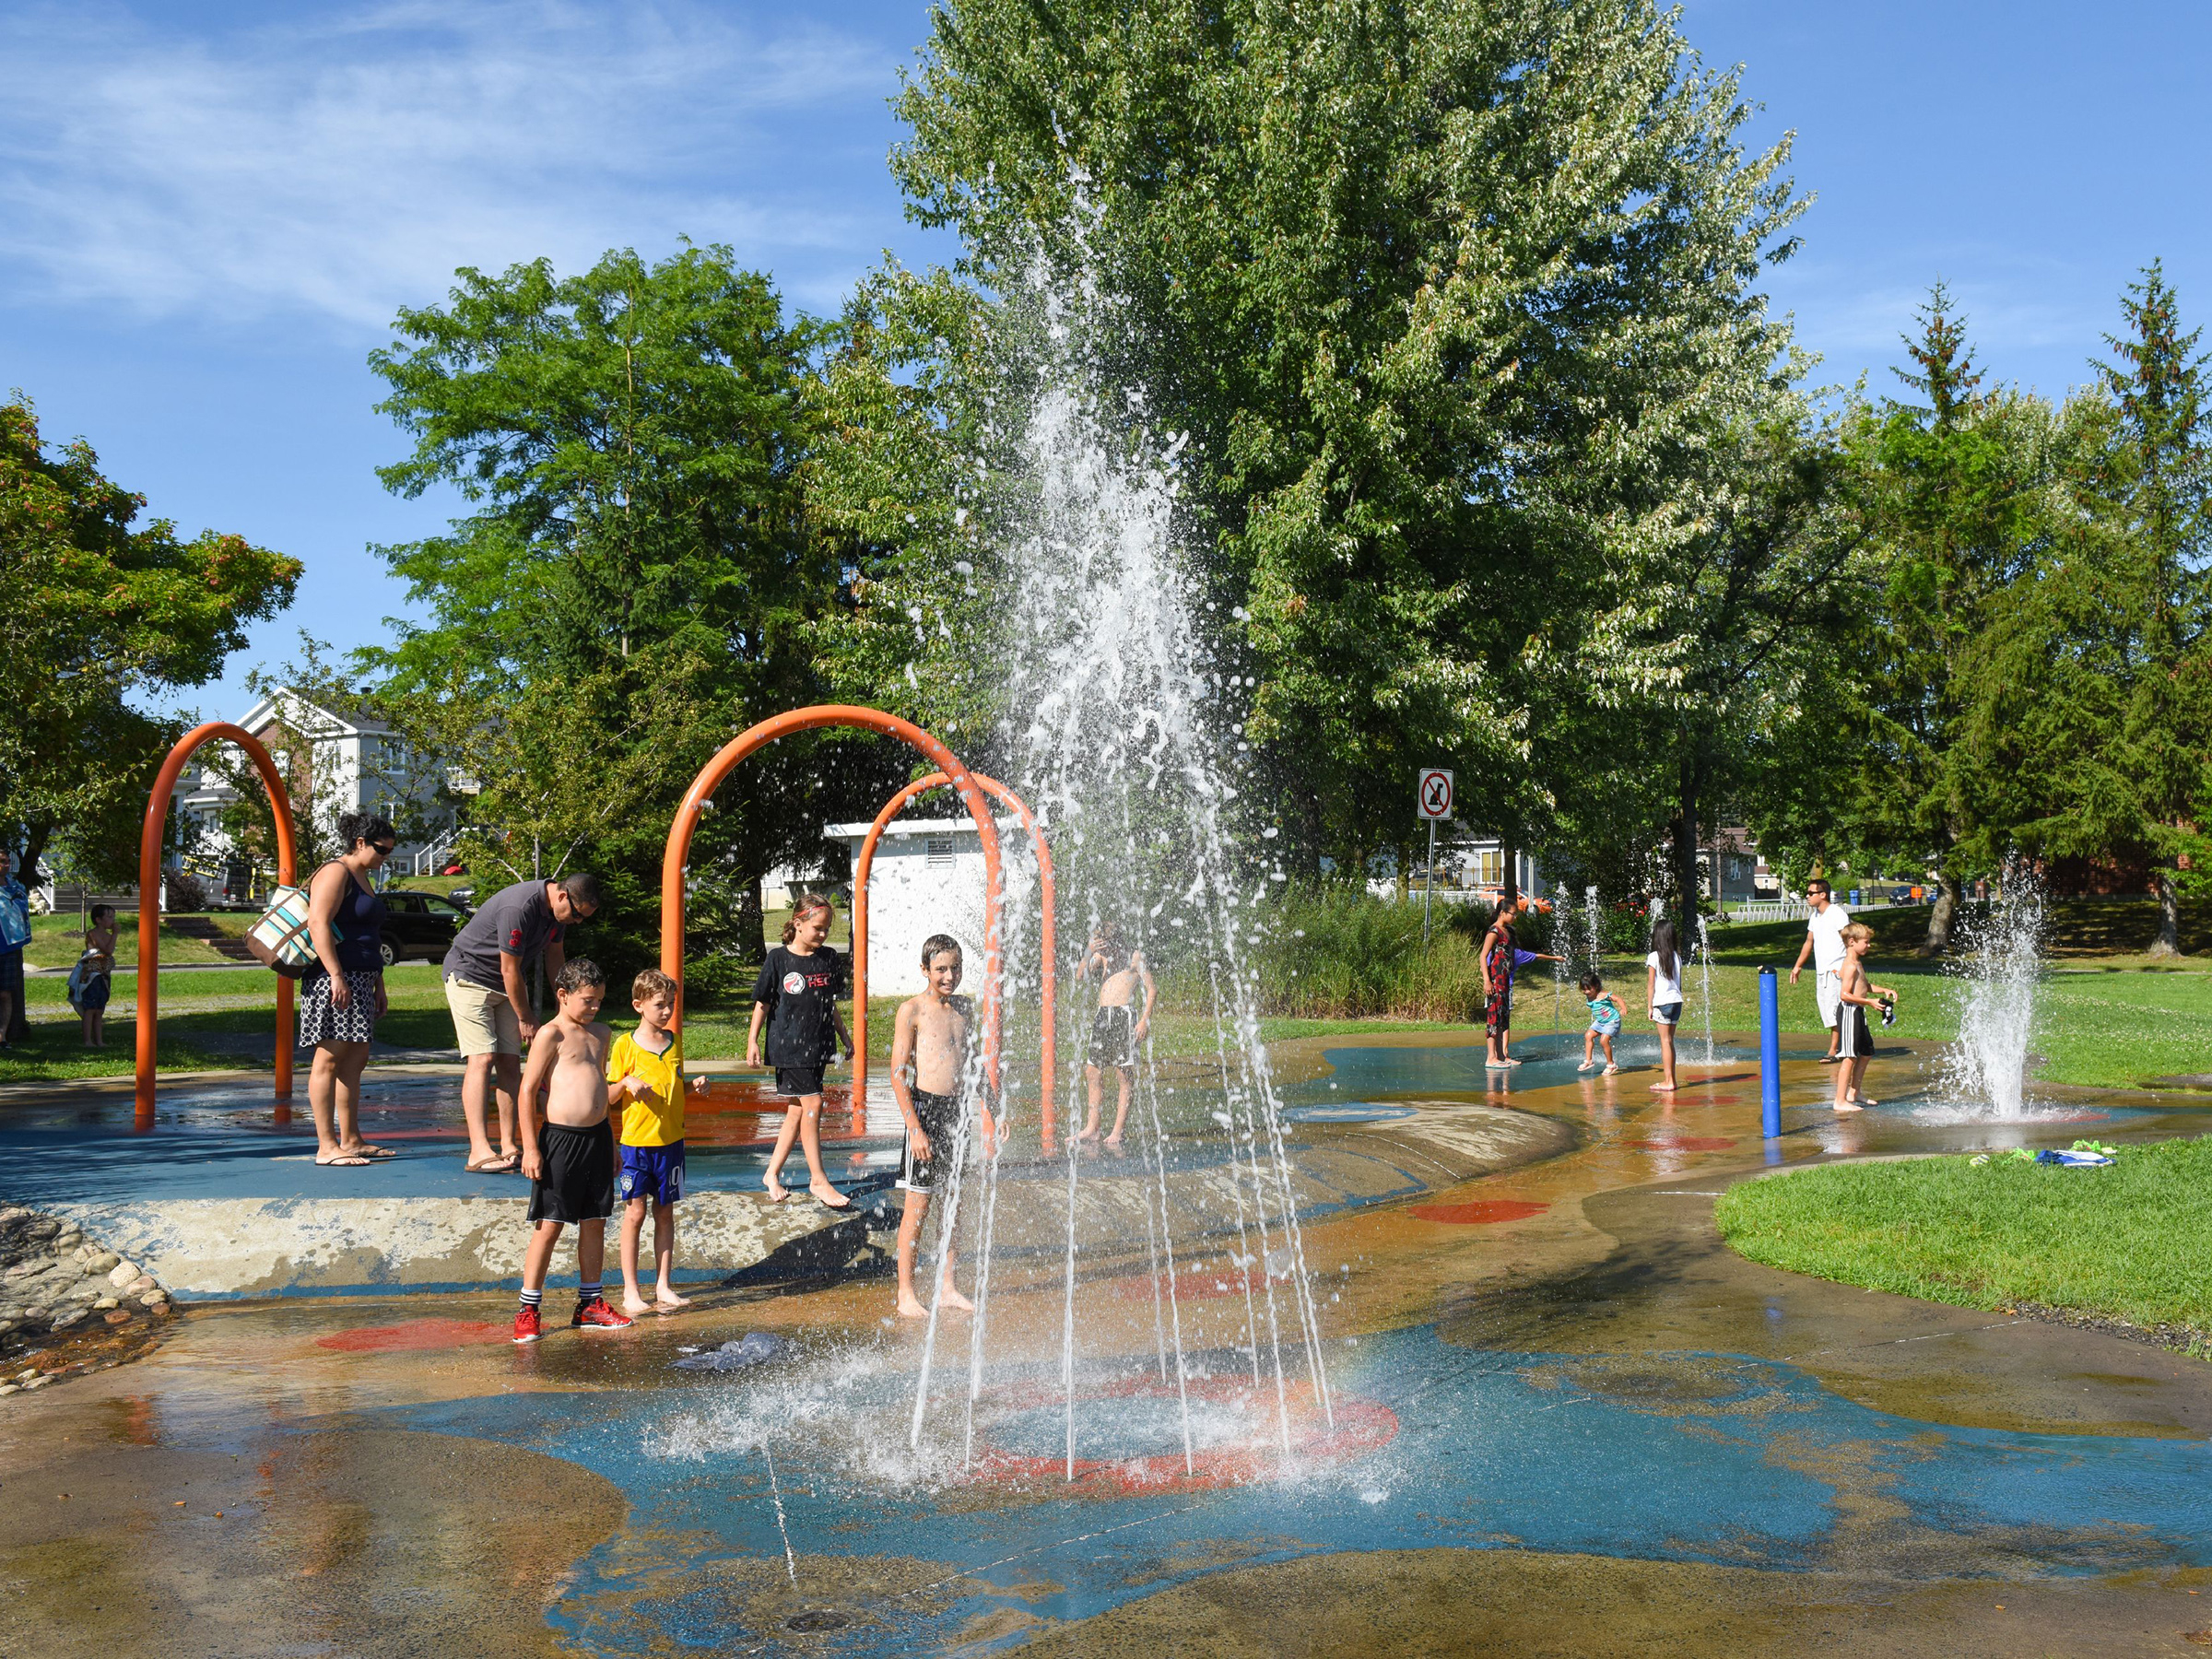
[136,722,300,1124]
[852,773,1056,1148]
[659,706,1005,1135]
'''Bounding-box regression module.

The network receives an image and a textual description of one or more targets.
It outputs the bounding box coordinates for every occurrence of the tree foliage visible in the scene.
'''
[0,395,300,888]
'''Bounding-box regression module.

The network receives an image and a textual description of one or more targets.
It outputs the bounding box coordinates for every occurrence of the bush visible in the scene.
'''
[163,871,206,912]
[1237,885,1488,1019]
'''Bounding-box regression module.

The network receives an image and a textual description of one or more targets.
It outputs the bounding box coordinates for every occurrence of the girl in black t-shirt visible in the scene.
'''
[747,894,854,1207]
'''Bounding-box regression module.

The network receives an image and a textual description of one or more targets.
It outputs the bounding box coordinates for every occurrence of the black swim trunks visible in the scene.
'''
[528,1120,616,1224]
[774,1066,827,1099]
[898,1087,964,1195]
[1837,1003,1873,1060]
[1087,1004,1137,1069]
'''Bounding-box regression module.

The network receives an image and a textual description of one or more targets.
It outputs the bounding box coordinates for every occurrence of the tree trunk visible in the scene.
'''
[1673,755,1701,947]
[1394,841,1411,906]
[2150,865,2183,959]
[1501,828,1519,910]
[737,872,768,966]
[1920,868,1963,956]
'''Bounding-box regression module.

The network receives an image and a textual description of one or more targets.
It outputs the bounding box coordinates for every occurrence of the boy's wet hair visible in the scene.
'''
[920,933,963,970]
[554,958,606,994]
[1841,922,1874,947]
[632,967,677,1003]
[1578,971,1604,995]
[1090,922,1131,971]
[90,903,114,924]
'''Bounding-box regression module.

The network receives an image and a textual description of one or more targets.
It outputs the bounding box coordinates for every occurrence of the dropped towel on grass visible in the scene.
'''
[671,1333,790,1371]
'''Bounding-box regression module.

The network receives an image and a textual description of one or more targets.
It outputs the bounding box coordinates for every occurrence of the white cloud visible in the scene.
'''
[0,0,899,327]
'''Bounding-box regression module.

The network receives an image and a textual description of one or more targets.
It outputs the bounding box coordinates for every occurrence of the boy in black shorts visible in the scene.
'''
[889,934,977,1319]
[1077,924,1156,1149]
[512,958,634,1342]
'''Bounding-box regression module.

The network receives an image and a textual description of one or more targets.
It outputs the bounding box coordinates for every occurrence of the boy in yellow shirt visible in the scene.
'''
[606,968,705,1315]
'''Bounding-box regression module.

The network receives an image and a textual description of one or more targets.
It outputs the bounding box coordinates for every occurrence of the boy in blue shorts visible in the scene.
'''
[606,967,705,1316]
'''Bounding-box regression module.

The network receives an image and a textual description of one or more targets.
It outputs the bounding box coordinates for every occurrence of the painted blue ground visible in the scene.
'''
[366,1323,2212,1654]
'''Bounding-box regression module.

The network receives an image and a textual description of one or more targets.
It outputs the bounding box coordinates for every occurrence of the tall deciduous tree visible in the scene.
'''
[887,0,1808,880]
[0,397,299,885]
[366,245,896,983]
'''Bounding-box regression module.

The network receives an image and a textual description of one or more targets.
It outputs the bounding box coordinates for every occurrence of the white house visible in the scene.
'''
[175,688,453,894]
[822,816,1006,996]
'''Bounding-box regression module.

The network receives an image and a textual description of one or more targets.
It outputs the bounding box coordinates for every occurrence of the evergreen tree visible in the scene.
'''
[2081,262,2212,951]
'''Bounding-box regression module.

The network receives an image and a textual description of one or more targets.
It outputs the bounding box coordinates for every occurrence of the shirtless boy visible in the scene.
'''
[1078,924,1156,1149]
[889,934,976,1319]
[512,959,635,1342]
[1831,923,1900,1115]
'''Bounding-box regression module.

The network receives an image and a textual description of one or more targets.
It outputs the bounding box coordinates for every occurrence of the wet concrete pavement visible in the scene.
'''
[4,1033,2210,1654]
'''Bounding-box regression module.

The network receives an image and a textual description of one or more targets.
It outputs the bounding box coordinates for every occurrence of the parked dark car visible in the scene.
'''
[378,890,476,966]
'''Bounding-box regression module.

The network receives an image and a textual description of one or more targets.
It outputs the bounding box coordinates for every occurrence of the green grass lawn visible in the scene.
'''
[24,910,251,969]
[1715,1141,2212,1349]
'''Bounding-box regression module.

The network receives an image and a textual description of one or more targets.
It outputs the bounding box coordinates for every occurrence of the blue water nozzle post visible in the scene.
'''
[1758,965,1782,1137]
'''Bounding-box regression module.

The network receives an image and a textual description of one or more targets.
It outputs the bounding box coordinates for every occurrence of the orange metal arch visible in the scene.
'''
[852,772,1056,1148]
[659,706,1005,1135]
[136,722,300,1124]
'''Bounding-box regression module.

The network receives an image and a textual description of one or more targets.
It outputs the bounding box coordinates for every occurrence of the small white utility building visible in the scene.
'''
[821,817,1008,996]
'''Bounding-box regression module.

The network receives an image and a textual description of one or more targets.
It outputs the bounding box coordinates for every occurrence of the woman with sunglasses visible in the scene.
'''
[300,811,399,1166]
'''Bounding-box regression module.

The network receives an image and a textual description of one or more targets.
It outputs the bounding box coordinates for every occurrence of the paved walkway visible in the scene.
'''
[2,1034,2207,1655]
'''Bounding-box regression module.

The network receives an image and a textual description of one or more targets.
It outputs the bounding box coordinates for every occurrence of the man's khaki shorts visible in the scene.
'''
[444,975,523,1057]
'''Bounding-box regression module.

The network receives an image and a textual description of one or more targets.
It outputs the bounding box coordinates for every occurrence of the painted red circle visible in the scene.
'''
[315,1317,510,1352]
[966,1375,1395,1494]
[1407,1199,1549,1224]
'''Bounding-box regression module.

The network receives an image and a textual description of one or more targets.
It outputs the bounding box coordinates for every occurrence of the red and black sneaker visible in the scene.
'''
[512,1303,542,1345]
[571,1298,634,1332]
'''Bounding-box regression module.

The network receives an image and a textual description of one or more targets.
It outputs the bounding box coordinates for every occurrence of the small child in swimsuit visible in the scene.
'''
[1078,924,1157,1149]
[1577,972,1623,1075]
[73,903,117,1049]
[890,933,977,1319]
[513,958,635,1342]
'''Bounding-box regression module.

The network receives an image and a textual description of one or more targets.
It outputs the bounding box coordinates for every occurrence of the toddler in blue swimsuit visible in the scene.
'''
[1578,972,1624,1075]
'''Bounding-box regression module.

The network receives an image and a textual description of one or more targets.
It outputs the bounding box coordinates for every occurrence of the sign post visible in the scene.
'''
[1416,768,1453,943]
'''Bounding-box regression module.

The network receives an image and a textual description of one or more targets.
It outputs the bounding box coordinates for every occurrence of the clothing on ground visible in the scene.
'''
[442,879,564,992]
[899,1086,963,1195]
[752,944,844,1067]
[530,1120,616,1223]
[606,1028,684,1146]
[297,968,381,1046]
[618,1140,686,1206]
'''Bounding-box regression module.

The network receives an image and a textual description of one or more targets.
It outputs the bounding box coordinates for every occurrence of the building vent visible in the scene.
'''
[925,838,956,868]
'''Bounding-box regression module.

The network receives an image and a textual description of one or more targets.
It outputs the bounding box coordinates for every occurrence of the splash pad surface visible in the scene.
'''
[6,1037,2211,1655]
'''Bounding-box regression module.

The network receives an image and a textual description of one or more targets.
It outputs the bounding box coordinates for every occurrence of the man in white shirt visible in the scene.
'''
[1788,878,1852,1064]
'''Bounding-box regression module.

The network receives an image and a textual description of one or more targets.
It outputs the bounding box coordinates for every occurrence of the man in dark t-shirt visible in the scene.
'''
[443,872,604,1172]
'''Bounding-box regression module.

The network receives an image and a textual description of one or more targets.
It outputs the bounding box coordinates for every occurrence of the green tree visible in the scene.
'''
[887,0,1808,881]
[0,395,300,889]
[2082,264,2212,953]
[366,245,895,984]
[1840,288,2064,952]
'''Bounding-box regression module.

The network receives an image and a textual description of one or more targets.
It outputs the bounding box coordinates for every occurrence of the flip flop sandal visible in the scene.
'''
[351,1146,398,1160]
[465,1155,519,1174]
[316,1154,373,1167]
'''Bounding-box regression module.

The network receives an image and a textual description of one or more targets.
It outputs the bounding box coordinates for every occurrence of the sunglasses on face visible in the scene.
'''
[369,842,396,857]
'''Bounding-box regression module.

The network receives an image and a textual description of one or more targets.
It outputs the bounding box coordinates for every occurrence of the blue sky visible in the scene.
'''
[5,0,2206,721]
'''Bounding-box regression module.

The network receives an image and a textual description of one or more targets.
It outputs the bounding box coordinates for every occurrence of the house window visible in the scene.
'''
[925,838,955,868]
[1476,849,1502,887]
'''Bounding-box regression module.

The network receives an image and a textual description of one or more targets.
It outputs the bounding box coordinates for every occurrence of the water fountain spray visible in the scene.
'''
[1940,864,2047,1118]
